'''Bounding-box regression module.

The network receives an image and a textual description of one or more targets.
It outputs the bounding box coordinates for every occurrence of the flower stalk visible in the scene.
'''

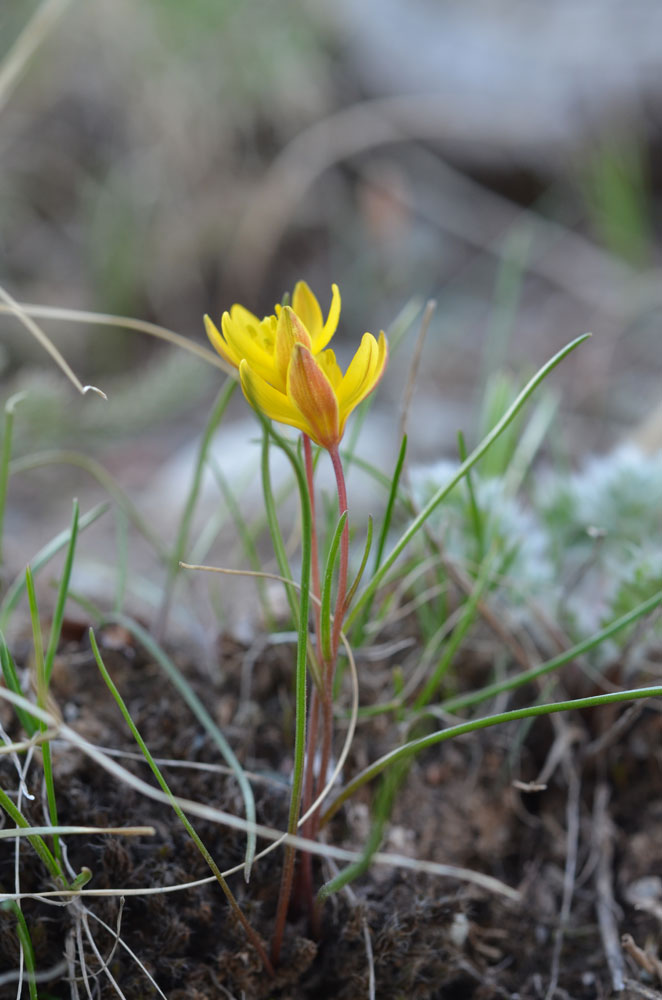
[206,281,387,958]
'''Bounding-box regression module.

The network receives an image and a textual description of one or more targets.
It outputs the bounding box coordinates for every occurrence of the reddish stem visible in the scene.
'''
[303,435,322,641]
[312,446,349,835]
[296,685,320,915]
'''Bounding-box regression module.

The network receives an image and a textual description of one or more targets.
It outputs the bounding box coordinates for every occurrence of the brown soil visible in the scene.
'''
[1,625,661,999]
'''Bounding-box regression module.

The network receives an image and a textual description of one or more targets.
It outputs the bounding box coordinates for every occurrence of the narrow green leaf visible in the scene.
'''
[320,511,348,661]
[0,632,37,735]
[25,566,61,864]
[323,685,662,826]
[44,499,79,686]
[345,515,373,611]
[2,902,38,1000]
[347,334,591,630]
[104,613,258,881]
[457,430,485,563]
[0,502,109,632]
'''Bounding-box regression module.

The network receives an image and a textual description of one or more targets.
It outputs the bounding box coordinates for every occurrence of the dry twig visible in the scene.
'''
[593,782,625,992]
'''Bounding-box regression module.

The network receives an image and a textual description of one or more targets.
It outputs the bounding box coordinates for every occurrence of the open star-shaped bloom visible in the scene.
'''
[205,283,387,451]
[204,281,341,390]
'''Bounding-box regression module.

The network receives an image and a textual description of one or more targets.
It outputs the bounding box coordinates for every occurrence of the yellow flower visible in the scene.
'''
[204,281,341,391]
[204,283,387,451]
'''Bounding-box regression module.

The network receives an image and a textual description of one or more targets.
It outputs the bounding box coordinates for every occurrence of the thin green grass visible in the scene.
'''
[322,684,662,827]
[347,333,590,631]
[1,900,38,1000]
[0,392,27,568]
[98,611,258,881]
[25,565,62,865]
[0,501,108,632]
[156,377,237,635]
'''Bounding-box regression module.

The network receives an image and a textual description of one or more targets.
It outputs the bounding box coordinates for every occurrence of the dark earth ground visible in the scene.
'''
[2,617,662,999]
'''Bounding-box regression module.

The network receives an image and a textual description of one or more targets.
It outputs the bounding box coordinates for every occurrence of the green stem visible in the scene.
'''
[268,427,312,966]
[303,434,322,643]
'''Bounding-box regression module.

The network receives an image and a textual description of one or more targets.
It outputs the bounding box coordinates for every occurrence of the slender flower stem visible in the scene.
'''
[297,686,320,922]
[303,435,322,643]
[269,430,312,967]
[313,446,349,839]
[299,434,325,928]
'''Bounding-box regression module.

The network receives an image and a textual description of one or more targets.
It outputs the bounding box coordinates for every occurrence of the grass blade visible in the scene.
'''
[0,392,27,568]
[0,502,108,632]
[43,498,79,686]
[322,685,662,826]
[104,613,257,880]
[88,628,273,975]
[156,377,236,636]
[439,584,662,716]
[1,901,38,1000]
[347,333,591,630]
[320,511,348,661]
[0,632,37,736]
[25,566,62,864]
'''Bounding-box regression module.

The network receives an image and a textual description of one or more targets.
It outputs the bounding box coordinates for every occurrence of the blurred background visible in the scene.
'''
[1,0,661,625]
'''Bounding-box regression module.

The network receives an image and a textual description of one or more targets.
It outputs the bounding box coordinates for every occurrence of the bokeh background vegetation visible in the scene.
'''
[2,0,661,596]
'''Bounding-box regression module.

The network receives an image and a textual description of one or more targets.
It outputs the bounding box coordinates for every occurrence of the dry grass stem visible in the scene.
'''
[0,286,107,398]
[593,782,626,992]
[0,0,73,114]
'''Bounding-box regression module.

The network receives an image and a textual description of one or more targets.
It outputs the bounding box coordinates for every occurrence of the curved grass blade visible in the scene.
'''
[104,612,257,881]
[0,785,61,880]
[320,511,348,661]
[0,502,108,632]
[322,685,662,826]
[457,429,485,563]
[439,584,662,716]
[89,628,273,976]
[10,449,163,553]
[1,901,38,1000]
[347,334,591,630]
[0,632,36,735]
[345,514,373,612]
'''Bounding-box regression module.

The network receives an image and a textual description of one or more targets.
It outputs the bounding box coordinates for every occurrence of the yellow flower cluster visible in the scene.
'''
[204,282,387,451]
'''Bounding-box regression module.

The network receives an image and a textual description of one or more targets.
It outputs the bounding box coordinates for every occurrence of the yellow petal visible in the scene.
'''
[274,307,312,392]
[317,347,343,390]
[222,309,277,385]
[337,331,388,427]
[204,314,241,369]
[314,283,341,353]
[292,281,323,342]
[287,344,340,449]
[240,360,314,437]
